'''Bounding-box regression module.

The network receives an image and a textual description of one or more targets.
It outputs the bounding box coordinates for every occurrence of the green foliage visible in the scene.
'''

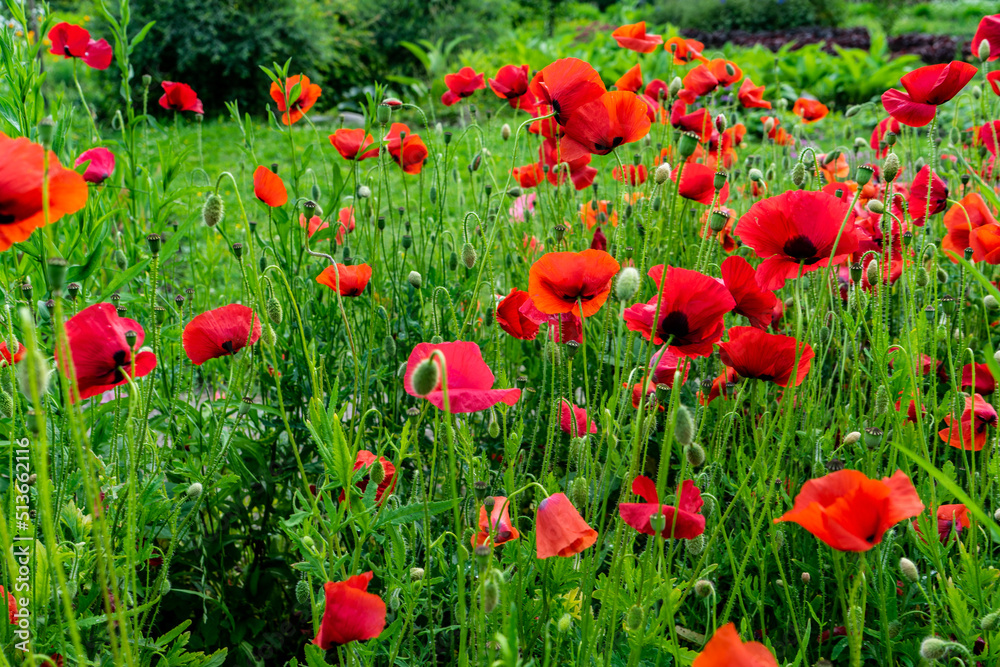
[652,0,845,32]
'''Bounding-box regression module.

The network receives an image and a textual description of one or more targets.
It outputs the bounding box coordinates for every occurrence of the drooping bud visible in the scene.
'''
[501,123,511,141]
[882,153,900,183]
[615,267,641,301]
[694,580,715,598]
[266,296,283,325]
[357,185,371,199]
[684,443,706,467]
[686,533,705,556]
[461,243,477,269]
[866,199,884,214]
[981,611,1000,631]
[411,358,440,396]
[791,161,806,187]
[202,193,224,227]
[654,162,671,184]
[748,168,764,182]
[674,404,694,446]
[558,613,572,633]
[918,637,949,661]
[407,271,423,289]
[843,431,861,446]
[114,250,128,271]
[900,557,919,583]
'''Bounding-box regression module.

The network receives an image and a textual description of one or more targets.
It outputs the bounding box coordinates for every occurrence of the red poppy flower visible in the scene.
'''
[971,222,1000,264]
[718,327,814,387]
[721,256,777,329]
[623,265,734,356]
[489,64,536,112]
[349,450,397,502]
[528,250,620,317]
[707,59,742,87]
[939,393,998,451]
[316,263,372,297]
[670,102,713,142]
[270,74,321,125]
[775,469,924,552]
[2,585,15,624]
[74,147,115,184]
[590,226,607,251]
[559,91,651,161]
[943,193,1000,262]
[959,362,996,394]
[48,22,112,70]
[611,22,662,53]
[300,214,328,239]
[905,165,948,226]
[386,123,429,175]
[529,107,565,139]
[540,138,596,190]
[650,347,691,386]
[0,341,25,367]
[158,82,203,114]
[989,70,1000,97]
[737,190,857,291]
[560,401,597,436]
[579,199,618,229]
[673,162,729,206]
[881,61,977,127]
[612,164,647,185]
[664,37,707,65]
[183,304,263,365]
[329,129,379,161]
[511,163,545,188]
[792,98,828,123]
[441,66,485,106]
[681,65,719,99]
[645,78,670,101]
[313,572,386,648]
[535,492,598,558]
[933,504,971,543]
[519,299,582,344]
[973,15,1000,62]
[528,58,606,126]
[0,133,87,250]
[496,289,540,341]
[474,496,520,547]
[615,64,643,93]
[738,78,771,109]
[693,623,778,667]
[403,341,521,413]
[253,165,287,207]
[335,207,356,244]
[698,367,739,405]
[870,117,902,157]
[57,303,157,402]
[619,476,705,539]
[819,153,849,184]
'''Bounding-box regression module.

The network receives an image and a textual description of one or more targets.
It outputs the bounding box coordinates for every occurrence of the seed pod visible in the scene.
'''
[678,132,700,158]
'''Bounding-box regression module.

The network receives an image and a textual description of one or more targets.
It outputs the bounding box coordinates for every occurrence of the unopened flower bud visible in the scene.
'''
[186,482,203,499]
[979,38,993,62]
[357,185,371,199]
[866,199,884,215]
[919,637,949,661]
[748,168,764,182]
[461,242,477,268]
[407,271,422,289]
[654,162,671,184]
[369,460,385,485]
[411,358,440,396]
[674,405,694,445]
[684,443,706,467]
[410,567,425,581]
[202,193,224,227]
[558,613,572,633]
[843,431,861,446]
[882,153,900,183]
[668,77,683,97]
[686,533,705,556]
[791,161,806,187]
[900,557,919,583]
[694,580,715,598]
[615,267,640,301]
[625,605,644,632]
[501,123,511,141]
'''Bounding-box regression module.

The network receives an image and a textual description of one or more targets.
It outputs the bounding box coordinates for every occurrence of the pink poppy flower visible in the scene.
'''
[404,341,521,413]
[618,476,705,539]
[74,147,115,184]
[560,401,597,436]
[48,22,112,70]
[509,193,536,222]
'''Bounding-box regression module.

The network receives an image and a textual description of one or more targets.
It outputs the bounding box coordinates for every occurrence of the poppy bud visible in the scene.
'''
[470,152,482,172]
[709,209,729,232]
[295,579,310,604]
[358,185,371,199]
[45,257,68,294]
[668,77,682,97]
[232,242,243,259]
[557,614,572,633]
[474,544,491,569]
[854,137,867,150]
[38,117,55,149]
[882,152,900,183]
[695,579,715,598]
[411,358,440,396]
[263,296,282,326]
[843,431,861,446]
[483,571,500,614]
[937,267,948,284]
[654,162,671,184]
[146,233,161,256]
[141,74,152,88]
[684,533,705,556]
[866,260,879,286]
[982,611,1000,631]
[899,557,919,583]
[506,186,522,199]
[844,105,861,118]
[748,168,764,183]
[791,161,806,187]
[461,242,477,269]
[570,476,588,509]
[263,323,277,347]
[114,250,128,271]
[186,482,203,499]
[498,122,511,142]
[855,164,874,186]
[0,389,12,418]
[410,567,425,582]
[625,605,644,632]
[684,443,706,467]
[866,199,884,215]
[919,637,949,661]
[678,132,700,158]
[980,39,993,62]
[369,460,386,485]
[202,193,224,227]
[763,118,776,134]
[430,334,444,344]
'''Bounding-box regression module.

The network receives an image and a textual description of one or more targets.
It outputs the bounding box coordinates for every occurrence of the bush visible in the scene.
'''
[128,0,371,116]
[652,0,845,33]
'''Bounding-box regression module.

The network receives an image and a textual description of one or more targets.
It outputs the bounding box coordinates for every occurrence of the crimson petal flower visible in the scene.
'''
[253,165,288,207]
[490,64,535,112]
[615,63,643,93]
[0,133,88,250]
[933,504,971,543]
[313,572,386,648]
[496,288,540,341]
[619,476,705,539]
[75,147,115,185]
[528,58,606,126]
[404,341,521,413]
[300,214,328,239]
[528,249,621,317]
[511,163,545,188]
[870,117,901,158]
[670,102,713,142]
[48,22,112,70]
[737,190,857,291]
[673,162,729,206]
[707,58,742,87]
[682,65,719,98]
[535,493,597,558]
[973,15,1000,62]
[738,78,771,109]
[560,401,597,436]
[721,256,777,329]
[0,341,25,366]
[330,129,379,161]
[183,304,262,366]
[943,193,998,261]
[159,82,203,114]
[959,362,996,395]
[611,22,662,53]
[347,450,397,503]
[560,91,651,161]
[612,164,647,185]
[775,469,925,552]
[474,496,520,547]
[939,393,997,451]
[519,298,582,344]
[316,263,372,297]
[386,123,429,175]
[57,303,157,402]
[623,265,734,357]
[441,66,485,106]
[718,327,814,387]
[539,137,596,190]
[904,164,948,226]
[693,623,778,667]
[271,74,321,125]
[881,61,977,127]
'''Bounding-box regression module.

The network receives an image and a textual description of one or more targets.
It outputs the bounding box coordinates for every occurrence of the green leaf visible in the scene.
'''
[304,643,332,667]
[96,259,150,302]
[375,499,458,528]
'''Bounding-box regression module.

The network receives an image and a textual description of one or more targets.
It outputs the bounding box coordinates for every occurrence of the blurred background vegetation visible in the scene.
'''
[32,0,992,123]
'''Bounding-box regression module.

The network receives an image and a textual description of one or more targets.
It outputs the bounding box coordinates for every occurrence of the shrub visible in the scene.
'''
[652,0,845,33]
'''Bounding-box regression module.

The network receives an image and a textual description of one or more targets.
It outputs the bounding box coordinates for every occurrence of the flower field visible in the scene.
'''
[5,1,1000,665]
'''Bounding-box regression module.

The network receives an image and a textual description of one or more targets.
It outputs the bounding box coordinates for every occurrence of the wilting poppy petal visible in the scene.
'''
[775,469,924,552]
[159,82,203,114]
[183,304,263,365]
[528,250,621,317]
[313,572,386,648]
[75,147,115,184]
[718,327,814,387]
[57,303,157,402]
[316,263,372,297]
[253,165,288,207]
[536,492,597,558]
[403,341,521,413]
[693,623,778,667]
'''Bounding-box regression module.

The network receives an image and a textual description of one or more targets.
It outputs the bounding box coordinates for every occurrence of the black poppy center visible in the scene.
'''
[782,235,819,261]
[63,46,72,56]
[111,349,129,383]
[221,340,235,354]
[0,212,16,225]
[658,311,690,339]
